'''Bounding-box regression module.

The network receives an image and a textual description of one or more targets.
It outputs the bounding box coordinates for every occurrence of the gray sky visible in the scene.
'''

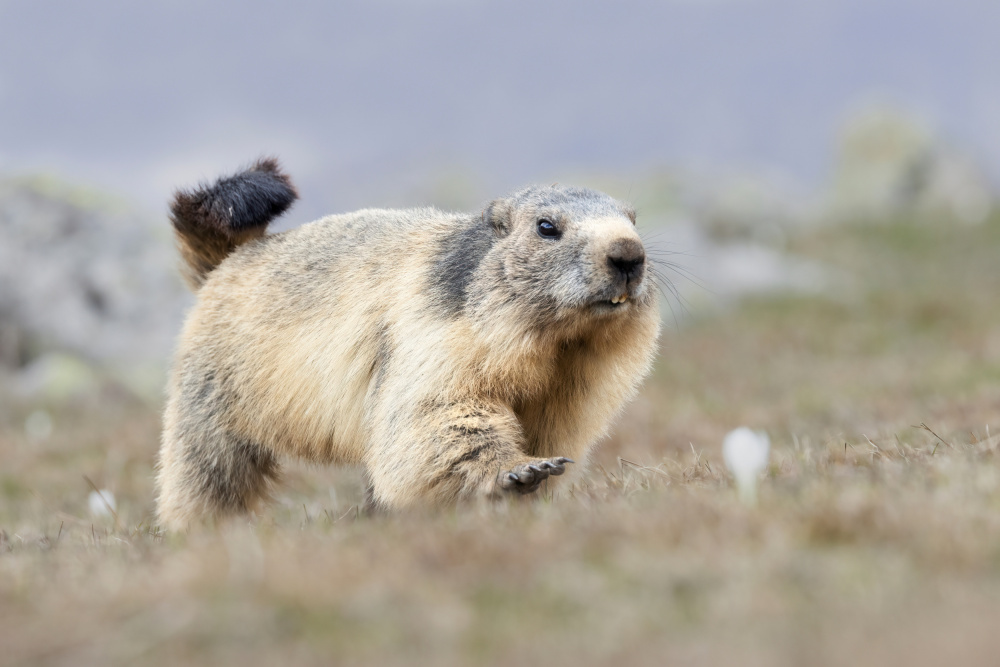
[1,0,997,221]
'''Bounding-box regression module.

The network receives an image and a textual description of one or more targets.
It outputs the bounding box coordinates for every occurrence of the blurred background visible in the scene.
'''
[4,2,1000,664]
[1,0,998,391]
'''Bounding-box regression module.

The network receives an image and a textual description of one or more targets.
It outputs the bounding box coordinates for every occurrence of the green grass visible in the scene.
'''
[3,215,1000,665]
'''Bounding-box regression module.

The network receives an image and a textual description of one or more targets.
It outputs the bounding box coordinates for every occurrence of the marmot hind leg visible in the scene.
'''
[365,400,574,509]
[156,368,281,531]
[156,426,280,531]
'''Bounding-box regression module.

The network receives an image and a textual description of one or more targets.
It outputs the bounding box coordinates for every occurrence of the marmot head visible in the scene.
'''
[480,185,653,326]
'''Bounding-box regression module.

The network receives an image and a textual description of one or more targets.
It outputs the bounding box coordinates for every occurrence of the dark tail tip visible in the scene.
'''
[170,157,299,237]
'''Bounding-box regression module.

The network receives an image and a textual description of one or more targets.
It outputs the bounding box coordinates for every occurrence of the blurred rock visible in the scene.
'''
[12,352,106,401]
[695,174,808,246]
[24,409,54,441]
[644,217,835,318]
[0,175,189,375]
[830,105,995,223]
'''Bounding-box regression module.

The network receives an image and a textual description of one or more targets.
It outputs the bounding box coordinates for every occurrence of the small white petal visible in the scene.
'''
[88,489,117,517]
[722,427,770,505]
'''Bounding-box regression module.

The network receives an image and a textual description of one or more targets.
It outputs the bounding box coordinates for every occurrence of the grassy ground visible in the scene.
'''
[3,215,1000,666]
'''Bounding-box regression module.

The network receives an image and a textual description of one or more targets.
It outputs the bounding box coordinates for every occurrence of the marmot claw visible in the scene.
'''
[500,457,574,494]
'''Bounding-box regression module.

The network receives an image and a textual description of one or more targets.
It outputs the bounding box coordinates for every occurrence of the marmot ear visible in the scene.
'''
[483,199,513,237]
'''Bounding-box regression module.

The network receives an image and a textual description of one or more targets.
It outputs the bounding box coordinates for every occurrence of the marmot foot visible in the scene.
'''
[500,457,574,495]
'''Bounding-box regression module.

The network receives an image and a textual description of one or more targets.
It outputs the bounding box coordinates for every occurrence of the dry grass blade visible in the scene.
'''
[618,457,672,482]
[914,422,954,450]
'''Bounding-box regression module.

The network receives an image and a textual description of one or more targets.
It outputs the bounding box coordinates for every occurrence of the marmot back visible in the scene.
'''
[156,160,661,530]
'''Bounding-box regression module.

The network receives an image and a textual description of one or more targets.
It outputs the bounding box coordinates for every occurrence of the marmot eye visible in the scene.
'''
[536,219,560,239]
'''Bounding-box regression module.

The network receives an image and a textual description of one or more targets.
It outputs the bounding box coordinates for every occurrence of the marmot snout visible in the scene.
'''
[155,161,661,530]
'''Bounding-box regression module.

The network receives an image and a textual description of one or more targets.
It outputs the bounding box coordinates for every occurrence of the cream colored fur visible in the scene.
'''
[157,183,660,530]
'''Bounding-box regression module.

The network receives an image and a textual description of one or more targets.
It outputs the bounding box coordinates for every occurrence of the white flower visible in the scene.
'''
[88,489,117,517]
[722,427,770,505]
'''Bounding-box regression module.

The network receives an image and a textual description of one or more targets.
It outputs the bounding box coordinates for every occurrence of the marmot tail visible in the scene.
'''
[169,157,298,289]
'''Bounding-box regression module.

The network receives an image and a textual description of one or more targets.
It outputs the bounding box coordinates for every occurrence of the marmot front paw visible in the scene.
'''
[500,457,574,495]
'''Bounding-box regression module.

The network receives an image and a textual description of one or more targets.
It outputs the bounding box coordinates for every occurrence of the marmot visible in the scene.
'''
[156,158,660,530]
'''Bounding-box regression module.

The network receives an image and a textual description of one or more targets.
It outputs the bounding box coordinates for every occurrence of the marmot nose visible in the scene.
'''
[607,240,646,284]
